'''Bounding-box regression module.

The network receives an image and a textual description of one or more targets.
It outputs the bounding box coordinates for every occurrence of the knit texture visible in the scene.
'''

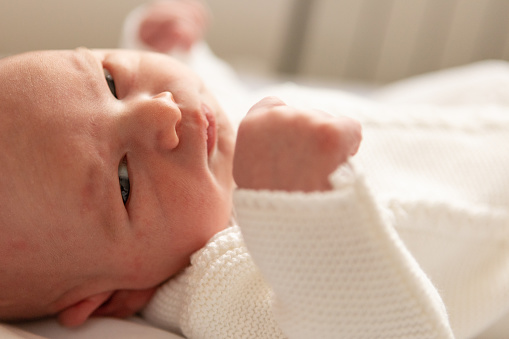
[142,226,286,339]
[234,167,453,339]
[348,102,509,339]
[143,163,456,339]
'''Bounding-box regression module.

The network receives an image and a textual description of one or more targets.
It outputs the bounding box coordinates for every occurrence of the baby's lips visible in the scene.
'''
[202,103,216,155]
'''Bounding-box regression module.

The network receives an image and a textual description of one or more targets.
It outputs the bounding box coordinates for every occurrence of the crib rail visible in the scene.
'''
[291,0,509,83]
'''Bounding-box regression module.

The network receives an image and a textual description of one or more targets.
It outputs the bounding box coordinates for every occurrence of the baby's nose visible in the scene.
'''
[129,91,181,151]
[153,91,176,103]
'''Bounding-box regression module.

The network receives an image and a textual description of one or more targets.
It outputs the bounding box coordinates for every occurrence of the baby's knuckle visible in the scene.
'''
[315,123,341,146]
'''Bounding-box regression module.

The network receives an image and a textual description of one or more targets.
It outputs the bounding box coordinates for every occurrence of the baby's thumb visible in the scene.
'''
[247,96,286,115]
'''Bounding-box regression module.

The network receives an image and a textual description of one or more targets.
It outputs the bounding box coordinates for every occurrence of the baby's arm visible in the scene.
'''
[121,0,208,53]
[233,98,454,339]
[139,0,208,52]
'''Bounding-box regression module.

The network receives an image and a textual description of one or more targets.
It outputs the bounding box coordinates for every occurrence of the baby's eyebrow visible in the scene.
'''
[71,48,106,96]
[75,47,99,67]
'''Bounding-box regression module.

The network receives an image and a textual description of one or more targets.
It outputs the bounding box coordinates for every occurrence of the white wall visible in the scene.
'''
[299,0,509,83]
[0,0,147,52]
[0,0,292,75]
[205,0,294,74]
[2,0,509,83]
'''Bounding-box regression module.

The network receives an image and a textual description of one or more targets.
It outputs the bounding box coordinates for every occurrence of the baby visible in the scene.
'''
[0,46,363,328]
[2,1,509,339]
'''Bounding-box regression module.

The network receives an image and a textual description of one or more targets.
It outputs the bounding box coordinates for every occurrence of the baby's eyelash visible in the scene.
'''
[118,156,130,206]
[104,68,117,98]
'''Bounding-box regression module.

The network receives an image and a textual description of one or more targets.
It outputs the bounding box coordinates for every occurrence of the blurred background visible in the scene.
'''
[1,0,509,84]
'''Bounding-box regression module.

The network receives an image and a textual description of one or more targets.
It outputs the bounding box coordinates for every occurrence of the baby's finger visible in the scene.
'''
[247,96,286,115]
[339,117,363,156]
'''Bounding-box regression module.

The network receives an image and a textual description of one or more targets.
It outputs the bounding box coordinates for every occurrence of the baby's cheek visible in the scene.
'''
[6,238,31,253]
[129,254,145,277]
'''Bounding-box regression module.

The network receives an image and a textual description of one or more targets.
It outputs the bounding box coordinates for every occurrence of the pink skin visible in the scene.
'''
[234,97,362,192]
[139,0,209,53]
[0,48,235,326]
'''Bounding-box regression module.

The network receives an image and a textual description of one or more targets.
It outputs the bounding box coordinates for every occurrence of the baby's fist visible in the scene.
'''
[139,0,209,53]
[233,97,362,192]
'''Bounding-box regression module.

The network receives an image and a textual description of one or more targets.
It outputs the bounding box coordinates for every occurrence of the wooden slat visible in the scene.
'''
[471,0,509,61]
[342,0,396,81]
[504,26,509,60]
[277,0,315,74]
[206,0,295,74]
[440,0,489,69]
[374,0,430,82]
[406,0,460,78]
[299,0,365,80]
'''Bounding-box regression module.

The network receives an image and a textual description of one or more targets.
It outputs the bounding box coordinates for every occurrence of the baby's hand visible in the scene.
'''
[139,0,208,53]
[233,97,362,192]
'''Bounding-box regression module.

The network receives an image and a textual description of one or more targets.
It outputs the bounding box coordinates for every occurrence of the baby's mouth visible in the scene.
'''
[203,104,216,156]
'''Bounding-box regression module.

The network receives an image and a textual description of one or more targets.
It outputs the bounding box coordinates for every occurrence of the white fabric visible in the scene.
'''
[373,60,509,106]
[15,317,184,339]
[143,163,457,338]
[0,324,46,339]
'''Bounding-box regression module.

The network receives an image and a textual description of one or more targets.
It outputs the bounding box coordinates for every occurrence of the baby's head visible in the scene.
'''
[0,49,235,325]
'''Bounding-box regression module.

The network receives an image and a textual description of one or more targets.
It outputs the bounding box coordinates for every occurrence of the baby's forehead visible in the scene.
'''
[0,50,107,168]
[2,50,104,117]
[3,49,101,88]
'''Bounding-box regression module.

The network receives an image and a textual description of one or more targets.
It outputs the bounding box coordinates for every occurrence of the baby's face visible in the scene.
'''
[0,49,235,321]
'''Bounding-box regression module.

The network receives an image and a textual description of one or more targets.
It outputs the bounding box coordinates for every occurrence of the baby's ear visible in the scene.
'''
[57,291,114,327]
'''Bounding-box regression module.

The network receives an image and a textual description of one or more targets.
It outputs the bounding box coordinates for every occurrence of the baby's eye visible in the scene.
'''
[104,69,117,98]
[118,156,130,206]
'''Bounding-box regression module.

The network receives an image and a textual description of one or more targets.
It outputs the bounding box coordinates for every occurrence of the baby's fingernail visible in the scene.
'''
[248,96,286,114]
